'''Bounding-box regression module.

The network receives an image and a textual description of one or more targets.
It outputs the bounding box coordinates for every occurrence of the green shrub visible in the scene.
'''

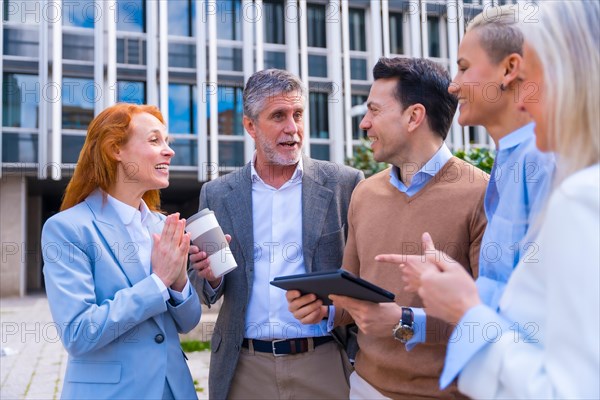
[453,147,495,174]
[181,340,211,352]
[346,139,388,177]
[346,140,495,176]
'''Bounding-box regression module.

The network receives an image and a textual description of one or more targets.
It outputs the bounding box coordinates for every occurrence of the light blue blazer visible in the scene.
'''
[42,190,201,399]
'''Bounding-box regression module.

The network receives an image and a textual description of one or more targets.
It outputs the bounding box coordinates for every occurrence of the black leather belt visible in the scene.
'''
[242,336,334,356]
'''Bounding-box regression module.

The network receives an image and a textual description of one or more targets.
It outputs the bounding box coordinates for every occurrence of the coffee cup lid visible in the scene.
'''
[186,208,213,226]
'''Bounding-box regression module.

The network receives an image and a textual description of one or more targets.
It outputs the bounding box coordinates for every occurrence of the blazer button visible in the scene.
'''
[154,334,165,344]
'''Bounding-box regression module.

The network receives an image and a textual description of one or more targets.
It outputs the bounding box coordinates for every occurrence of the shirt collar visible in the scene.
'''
[250,151,304,184]
[498,122,535,151]
[106,193,150,226]
[391,142,453,181]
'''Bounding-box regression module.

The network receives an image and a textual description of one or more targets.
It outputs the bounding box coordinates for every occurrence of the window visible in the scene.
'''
[309,92,329,139]
[117,81,145,104]
[350,58,368,80]
[217,0,242,41]
[63,32,94,61]
[205,85,245,167]
[2,73,39,128]
[168,83,197,166]
[428,17,440,58]
[168,0,192,36]
[218,48,243,71]
[3,27,38,57]
[62,136,86,164]
[351,94,367,140]
[349,8,366,51]
[170,139,198,166]
[169,43,196,69]
[117,37,146,65]
[310,144,329,161]
[169,84,194,134]
[349,8,367,81]
[264,51,286,69]
[308,91,334,158]
[218,141,245,167]
[2,73,39,163]
[63,0,95,28]
[389,12,404,54]
[117,0,144,32]
[216,86,244,136]
[263,0,285,44]
[308,55,327,78]
[307,4,326,48]
[3,133,38,162]
[206,86,244,137]
[62,77,95,130]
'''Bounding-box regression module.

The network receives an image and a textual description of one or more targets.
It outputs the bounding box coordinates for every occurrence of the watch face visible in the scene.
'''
[393,324,414,343]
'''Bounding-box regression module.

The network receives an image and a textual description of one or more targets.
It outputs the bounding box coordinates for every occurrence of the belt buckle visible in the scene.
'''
[272,339,288,357]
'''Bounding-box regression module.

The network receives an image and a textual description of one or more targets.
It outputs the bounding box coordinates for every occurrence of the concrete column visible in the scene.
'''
[0,177,27,297]
[26,195,43,292]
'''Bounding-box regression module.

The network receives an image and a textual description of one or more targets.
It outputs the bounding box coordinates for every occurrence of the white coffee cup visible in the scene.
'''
[186,209,237,278]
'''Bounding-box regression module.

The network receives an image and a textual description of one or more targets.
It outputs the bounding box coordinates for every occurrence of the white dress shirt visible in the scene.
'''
[106,194,191,303]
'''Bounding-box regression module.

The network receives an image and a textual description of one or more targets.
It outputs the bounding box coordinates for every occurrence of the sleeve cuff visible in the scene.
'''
[406,307,427,351]
[150,273,170,302]
[326,306,336,332]
[439,304,511,389]
[203,278,222,302]
[168,279,192,304]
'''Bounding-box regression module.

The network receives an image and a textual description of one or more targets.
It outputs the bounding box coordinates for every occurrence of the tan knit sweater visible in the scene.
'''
[339,158,488,399]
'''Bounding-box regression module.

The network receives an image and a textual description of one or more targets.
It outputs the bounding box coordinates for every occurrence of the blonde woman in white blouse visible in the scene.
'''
[377,1,599,398]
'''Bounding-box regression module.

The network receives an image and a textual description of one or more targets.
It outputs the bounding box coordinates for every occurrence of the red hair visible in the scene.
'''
[61,103,165,212]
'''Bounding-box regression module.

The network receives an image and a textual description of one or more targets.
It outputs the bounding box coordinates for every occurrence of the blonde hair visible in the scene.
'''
[61,103,165,211]
[521,1,600,181]
[467,5,524,63]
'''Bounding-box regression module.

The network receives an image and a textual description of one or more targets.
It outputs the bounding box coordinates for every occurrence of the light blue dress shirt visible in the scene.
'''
[389,143,454,197]
[439,123,555,388]
[245,158,332,339]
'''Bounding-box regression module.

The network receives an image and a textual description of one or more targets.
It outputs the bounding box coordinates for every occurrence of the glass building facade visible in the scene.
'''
[1,0,513,296]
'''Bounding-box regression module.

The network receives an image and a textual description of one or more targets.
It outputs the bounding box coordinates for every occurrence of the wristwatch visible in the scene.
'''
[392,307,414,343]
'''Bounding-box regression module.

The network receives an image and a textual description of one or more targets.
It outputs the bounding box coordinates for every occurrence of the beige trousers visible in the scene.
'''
[227,340,352,399]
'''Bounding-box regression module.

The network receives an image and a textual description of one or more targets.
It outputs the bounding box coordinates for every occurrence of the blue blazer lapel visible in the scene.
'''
[301,157,333,272]
[85,190,147,287]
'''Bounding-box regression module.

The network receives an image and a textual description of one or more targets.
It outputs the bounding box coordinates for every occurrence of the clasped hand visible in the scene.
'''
[151,213,191,291]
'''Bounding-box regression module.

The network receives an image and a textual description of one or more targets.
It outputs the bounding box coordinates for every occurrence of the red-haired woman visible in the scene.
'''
[42,103,200,399]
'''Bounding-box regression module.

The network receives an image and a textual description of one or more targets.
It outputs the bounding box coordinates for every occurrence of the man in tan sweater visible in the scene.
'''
[287,57,488,399]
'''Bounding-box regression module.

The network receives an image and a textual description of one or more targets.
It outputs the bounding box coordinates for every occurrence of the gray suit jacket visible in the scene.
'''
[189,156,363,399]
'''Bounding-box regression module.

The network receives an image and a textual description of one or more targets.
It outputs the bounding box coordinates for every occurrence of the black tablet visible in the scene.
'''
[270,269,395,305]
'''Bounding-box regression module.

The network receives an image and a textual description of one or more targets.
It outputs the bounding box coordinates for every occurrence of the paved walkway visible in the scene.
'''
[0,294,216,400]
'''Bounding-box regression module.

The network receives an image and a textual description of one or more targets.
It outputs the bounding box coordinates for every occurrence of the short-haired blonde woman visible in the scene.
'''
[379,1,599,398]
[42,103,201,399]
